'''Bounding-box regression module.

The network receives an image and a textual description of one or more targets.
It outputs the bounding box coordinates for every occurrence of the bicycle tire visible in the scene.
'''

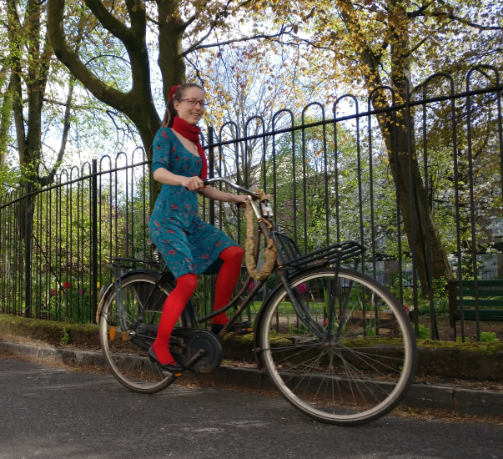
[99,271,188,394]
[258,267,417,425]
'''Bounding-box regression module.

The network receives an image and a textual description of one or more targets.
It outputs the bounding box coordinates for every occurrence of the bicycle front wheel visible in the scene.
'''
[99,272,186,394]
[258,267,417,425]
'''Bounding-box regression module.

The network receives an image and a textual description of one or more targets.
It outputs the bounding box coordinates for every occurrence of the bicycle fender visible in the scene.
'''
[95,269,194,326]
[95,269,171,323]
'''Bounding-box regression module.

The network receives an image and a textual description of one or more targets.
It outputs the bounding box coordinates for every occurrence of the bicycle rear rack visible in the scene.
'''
[272,232,366,272]
[110,257,163,272]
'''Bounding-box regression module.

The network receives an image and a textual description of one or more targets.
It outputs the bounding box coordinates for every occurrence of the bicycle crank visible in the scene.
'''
[181,329,222,374]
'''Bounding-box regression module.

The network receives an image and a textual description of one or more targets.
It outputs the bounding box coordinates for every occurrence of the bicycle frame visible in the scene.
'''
[200,178,366,340]
[100,177,365,344]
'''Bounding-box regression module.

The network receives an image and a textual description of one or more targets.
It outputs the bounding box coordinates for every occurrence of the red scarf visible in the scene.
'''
[171,116,207,180]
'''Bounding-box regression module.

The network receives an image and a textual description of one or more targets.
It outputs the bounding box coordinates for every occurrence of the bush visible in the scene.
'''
[480,332,498,342]
[456,336,471,343]
[416,297,449,316]
[417,323,430,339]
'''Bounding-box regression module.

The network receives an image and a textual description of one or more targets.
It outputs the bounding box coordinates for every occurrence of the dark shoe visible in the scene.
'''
[211,321,252,335]
[148,347,184,374]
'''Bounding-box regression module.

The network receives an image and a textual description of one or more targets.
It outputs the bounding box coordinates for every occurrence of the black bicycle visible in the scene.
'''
[97,177,417,426]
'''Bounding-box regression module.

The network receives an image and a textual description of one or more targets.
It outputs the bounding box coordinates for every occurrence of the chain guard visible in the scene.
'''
[171,328,222,374]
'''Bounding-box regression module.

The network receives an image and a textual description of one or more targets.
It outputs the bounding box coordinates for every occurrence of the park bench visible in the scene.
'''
[448,279,503,338]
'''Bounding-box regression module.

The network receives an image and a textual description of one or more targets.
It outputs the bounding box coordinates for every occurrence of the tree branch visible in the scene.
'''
[47,0,131,113]
[407,2,434,18]
[40,75,76,187]
[435,12,503,31]
[85,53,132,68]
[403,36,428,59]
[83,0,135,43]
[189,26,292,54]
[183,0,236,55]
[185,55,206,86]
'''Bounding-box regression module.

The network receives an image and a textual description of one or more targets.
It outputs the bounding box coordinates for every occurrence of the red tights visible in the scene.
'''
[152,246,244,364]
[211,245,244,326]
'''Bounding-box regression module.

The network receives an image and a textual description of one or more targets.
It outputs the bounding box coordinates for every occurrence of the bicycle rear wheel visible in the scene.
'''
[99,272,187,394]
[258,267,417,425]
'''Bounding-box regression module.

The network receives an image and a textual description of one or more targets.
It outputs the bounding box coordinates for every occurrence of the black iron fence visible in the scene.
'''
[1,65,502,341]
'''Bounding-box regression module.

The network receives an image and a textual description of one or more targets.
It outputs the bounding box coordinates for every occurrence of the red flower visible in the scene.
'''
[168,249,176,255]
[62,281,71,289]
[157,145,162,149]
[161,130,169,138]
[297,283,307,294]
[155,221,160,226]
[171,203,178,210]
[186,204,190,209]
[215,240,222,246]
[50,289,56,296]
[176,156,181,161]
[172,147,176,153]
[168,229,174,234]
[201,254,208,259]
[186,257,191,262]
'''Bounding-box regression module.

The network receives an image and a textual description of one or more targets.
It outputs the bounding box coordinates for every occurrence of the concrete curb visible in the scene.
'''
[1,341,502,417]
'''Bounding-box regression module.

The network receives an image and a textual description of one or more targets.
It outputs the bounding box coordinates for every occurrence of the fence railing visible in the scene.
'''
[1,65,502,341]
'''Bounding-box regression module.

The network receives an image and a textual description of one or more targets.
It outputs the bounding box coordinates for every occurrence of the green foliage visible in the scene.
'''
[417,324,430,339]
[0,166,20,197]
[61,327,70,345]
[480,332,498,343]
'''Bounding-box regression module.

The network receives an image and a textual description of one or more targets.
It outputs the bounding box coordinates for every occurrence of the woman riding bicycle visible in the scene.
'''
[148,83,248,373]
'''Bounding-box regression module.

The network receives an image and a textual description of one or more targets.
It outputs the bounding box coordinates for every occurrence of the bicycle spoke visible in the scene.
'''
[260,267,416,425]
[100,273,179,393]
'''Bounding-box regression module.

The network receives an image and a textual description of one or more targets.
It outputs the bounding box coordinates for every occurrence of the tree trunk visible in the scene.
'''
[339,0,453,296]
[47,0,189,206]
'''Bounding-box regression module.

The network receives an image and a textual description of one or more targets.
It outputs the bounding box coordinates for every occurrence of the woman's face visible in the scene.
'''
[174,87,206,125]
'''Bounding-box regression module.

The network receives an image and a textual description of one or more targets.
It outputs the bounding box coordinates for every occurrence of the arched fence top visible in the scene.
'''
[467,64,500,90]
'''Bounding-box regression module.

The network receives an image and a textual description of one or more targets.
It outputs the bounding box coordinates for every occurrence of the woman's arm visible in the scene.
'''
[153,168,205,191]
[199,185,247,205]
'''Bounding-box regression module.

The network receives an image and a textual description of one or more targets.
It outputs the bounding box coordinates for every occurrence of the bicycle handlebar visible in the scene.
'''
[202,177,260,198]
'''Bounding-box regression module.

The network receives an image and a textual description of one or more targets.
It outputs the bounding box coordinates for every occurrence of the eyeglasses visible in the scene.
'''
[179,98,208,108]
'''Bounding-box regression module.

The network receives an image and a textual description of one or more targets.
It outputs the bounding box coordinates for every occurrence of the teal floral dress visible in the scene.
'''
[148,127,239,279]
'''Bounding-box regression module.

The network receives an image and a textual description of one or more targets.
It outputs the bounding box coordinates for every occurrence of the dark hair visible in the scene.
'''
[162,83,205,128]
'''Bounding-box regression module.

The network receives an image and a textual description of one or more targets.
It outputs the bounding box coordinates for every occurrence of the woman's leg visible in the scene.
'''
[152,273,198,364]
[211,246,244,326]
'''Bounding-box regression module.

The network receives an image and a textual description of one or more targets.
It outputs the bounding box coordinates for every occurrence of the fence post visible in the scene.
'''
[24,183,33,318]
[208,127,215,225]
[208,127,215,312]
[91,159,98,323]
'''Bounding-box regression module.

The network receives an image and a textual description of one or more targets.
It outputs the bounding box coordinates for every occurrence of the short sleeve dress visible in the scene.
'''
[148,127,239,279]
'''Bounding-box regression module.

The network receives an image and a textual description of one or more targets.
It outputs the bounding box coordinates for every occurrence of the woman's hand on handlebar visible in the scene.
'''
[233,194,248,208]
[182,176,205,191]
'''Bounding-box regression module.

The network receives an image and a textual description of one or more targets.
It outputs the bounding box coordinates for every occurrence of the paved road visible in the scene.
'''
[0,358,502,459]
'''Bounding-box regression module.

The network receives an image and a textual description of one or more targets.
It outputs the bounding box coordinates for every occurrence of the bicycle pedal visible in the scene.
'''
[161,370,183,378]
